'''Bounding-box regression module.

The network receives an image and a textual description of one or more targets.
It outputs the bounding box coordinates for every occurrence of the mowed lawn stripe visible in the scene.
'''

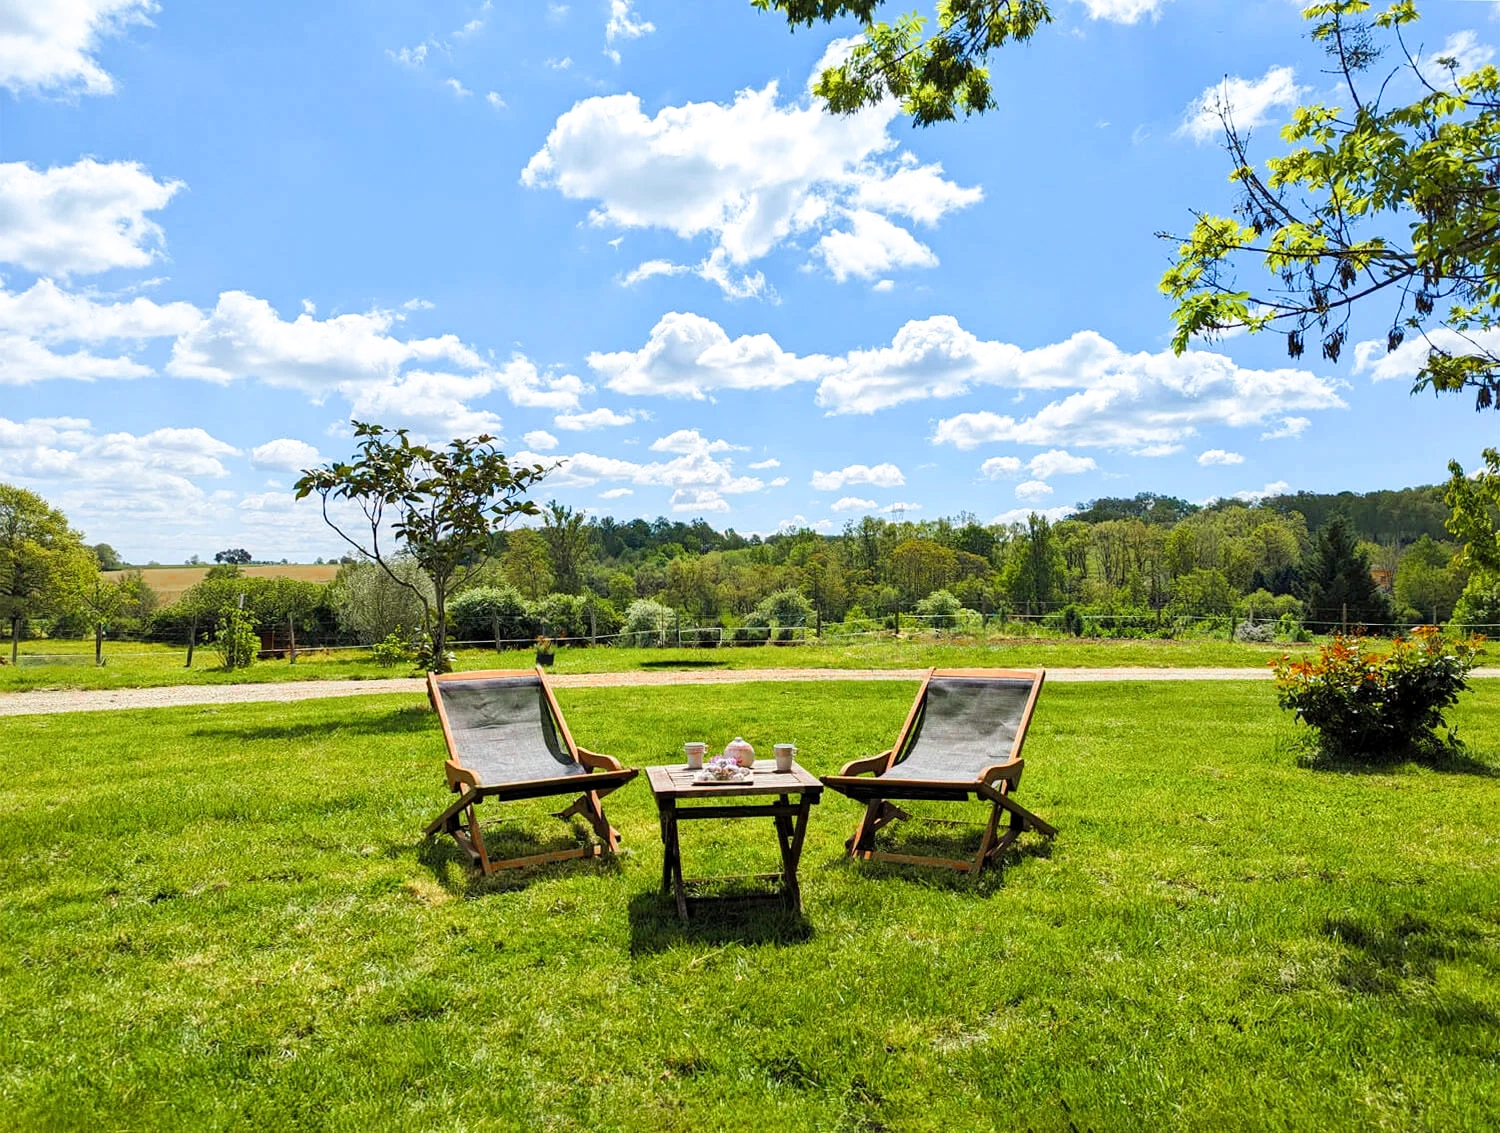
[1,681,1497,1130]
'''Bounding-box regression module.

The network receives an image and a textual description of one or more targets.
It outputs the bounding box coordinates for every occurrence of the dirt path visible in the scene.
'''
[4,666,1497,717]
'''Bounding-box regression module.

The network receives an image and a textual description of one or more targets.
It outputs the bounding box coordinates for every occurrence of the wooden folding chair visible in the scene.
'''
[422,667,638,873]
[821,668,1056,875]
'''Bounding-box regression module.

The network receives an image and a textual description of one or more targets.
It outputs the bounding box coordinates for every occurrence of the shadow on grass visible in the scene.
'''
[1324,911,1494,996]
[191,706,437,743]
[412,816,624,897]
[626,887,814,954]
[1295,738,1500,778]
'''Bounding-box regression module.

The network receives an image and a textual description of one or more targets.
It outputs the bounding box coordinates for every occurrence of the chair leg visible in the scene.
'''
[847,800,909,855]
[973,798,1004,874]
[555,791,620,853]
[466,802,492,873]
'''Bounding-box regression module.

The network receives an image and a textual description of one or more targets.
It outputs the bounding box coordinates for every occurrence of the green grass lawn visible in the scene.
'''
[4,631,1460,693]
[2,681,1498,1129]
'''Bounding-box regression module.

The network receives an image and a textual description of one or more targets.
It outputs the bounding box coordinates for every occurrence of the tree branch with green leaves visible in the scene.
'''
[1160,1,1500,410]
[753,0,1052,125]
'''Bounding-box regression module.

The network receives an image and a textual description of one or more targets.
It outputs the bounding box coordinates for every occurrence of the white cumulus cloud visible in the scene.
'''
[810,462,904,491]
[520,68,980,294]
[0,159,183,276]
[1015,480,1054,501]
[1179,65,1303,144]
[1072,0,1168,22]
[591,312,1344,451]
[830,496,877,512]
[524,429,560,451]
[554,407,639,431]
[1197,448,1244,466]
[1026,449,1097,478]
[1232,480,1291,503]
[0,0,156,97]
[605,0,654,42]
[249,438,321,472]
[1261,416,1310,440]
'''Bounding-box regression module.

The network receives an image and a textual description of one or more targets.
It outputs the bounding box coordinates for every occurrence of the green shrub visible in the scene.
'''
[212,610,258,670]
[914,589,961,629]
[1273,628,1480,759]
[533,593,589,639]
[1452,572,1500,633]
[732,610,772,645]
[448,586,534,644]
[370,628,416,668]
[623,599,673,647]
[753,589,813,642]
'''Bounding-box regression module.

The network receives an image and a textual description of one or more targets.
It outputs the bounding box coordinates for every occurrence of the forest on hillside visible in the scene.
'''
[125,484,1497,653]
[9,481,1496,660]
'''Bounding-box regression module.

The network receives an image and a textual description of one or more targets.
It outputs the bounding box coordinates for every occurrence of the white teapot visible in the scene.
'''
[723,736,755,768]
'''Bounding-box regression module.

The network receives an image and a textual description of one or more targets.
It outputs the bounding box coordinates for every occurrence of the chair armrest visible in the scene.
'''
[444,759,480,792]
[577,747,624,773]
[838,750,892,777]
[979,758,1024,790]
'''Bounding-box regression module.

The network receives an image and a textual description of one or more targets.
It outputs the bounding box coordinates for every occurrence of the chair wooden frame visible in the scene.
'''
[421,666,638,874]
[821,668,1057,875]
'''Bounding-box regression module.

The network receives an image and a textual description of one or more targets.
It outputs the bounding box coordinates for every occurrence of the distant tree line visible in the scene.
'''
[4,478,1496,667]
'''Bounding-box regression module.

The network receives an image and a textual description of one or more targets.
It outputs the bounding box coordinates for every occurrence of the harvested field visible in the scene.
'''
[104,564,340,603]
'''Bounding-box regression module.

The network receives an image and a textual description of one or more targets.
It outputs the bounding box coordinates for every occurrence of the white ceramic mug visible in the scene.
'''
[773,743,796,772]
[684,741,707,769]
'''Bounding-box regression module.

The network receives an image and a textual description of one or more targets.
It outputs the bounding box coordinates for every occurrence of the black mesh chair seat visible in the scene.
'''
[423,668,638,874]
[821,668,1055,874]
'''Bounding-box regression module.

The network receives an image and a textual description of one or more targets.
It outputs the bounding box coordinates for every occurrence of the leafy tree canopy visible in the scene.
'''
[1162,1,1500,410]
[294,422,549,669]
[215,548,252,565]
[752,0,1051,125]
[0,483,92,662]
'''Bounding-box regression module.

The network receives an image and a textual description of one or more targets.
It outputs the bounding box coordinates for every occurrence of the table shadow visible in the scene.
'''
[626,887,813,954]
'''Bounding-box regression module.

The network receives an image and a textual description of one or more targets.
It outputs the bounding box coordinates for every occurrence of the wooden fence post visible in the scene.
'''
[185,616,196,668]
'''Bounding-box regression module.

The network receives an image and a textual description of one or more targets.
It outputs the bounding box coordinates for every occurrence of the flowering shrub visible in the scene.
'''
[1272,628,1481,759]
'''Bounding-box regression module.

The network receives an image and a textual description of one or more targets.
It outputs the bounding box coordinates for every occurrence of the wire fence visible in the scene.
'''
[9,607,1496,664]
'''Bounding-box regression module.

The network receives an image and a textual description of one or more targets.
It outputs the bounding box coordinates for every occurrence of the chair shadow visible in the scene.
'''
[412,817,624,897]
[823,817,1054,895]
[192,706,435,743]
[626,887,814,955]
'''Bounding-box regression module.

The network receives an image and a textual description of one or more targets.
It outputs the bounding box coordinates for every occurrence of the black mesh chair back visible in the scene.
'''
[883,676,1036,782]
[435,675,584,786]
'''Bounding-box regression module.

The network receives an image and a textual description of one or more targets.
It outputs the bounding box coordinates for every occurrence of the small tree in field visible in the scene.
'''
[294,422,549,672]
[68,568,150,665]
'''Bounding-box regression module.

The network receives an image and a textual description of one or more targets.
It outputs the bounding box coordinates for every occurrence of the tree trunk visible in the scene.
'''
[185,615,197,668]
[95,623,104,666]
[493,612,501,653]
[433,586,449,671]
[288,614,297,664]
[11,614,19,664]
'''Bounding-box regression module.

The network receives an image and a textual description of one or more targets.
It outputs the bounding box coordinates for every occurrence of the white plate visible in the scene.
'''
[691,767,754,785]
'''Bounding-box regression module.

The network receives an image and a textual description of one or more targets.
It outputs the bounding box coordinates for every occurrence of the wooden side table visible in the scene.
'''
[646,761,823,920]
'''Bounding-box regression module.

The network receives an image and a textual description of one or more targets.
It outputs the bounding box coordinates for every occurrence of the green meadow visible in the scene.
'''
[3,679,1498,1129]
[0,633,1425,694]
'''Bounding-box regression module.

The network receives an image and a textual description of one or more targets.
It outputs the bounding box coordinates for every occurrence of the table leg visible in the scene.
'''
[784,797,814,915]
[658,800,671,894]
[772,794,796,908]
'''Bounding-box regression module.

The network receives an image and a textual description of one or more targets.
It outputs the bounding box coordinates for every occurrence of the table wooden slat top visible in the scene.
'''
[647,760,822,800]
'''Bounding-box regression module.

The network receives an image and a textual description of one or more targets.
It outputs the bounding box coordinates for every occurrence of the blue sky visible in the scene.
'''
[2,0,1497,562]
